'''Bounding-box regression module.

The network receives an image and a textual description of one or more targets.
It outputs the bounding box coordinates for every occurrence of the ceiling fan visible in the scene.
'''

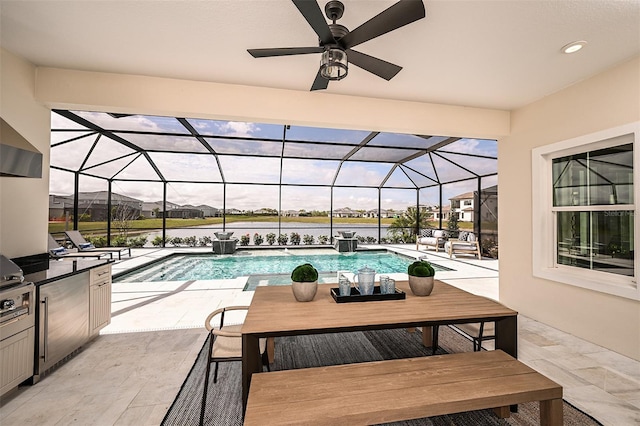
[247,0,426,91]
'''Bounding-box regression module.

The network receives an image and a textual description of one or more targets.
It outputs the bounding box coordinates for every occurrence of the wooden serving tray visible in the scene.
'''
[330,285,406,303]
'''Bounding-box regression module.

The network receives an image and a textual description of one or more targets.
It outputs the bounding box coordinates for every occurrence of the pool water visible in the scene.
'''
[114,251,450,286]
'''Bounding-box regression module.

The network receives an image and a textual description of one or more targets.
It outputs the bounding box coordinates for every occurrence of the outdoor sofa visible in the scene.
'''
[416,229,449,252]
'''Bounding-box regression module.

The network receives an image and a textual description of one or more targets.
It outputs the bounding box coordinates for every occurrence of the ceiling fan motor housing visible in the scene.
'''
[327,24,349,43]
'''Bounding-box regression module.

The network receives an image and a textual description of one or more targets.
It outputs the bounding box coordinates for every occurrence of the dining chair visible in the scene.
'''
[200,306,270,426]
[431,321,495,355]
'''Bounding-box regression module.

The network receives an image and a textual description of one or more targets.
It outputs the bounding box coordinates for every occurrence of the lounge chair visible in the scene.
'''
[444,231,481,259]
[65,230,131,260]
[48,234,112,260]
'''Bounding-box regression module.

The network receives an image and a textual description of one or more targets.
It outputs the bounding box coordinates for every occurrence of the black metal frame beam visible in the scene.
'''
[50,109,497,246]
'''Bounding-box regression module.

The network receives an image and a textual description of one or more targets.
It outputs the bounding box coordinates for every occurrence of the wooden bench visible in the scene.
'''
[244,350,563,425]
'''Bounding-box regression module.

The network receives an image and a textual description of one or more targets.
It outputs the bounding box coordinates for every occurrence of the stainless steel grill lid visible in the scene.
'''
[0,254,24,285]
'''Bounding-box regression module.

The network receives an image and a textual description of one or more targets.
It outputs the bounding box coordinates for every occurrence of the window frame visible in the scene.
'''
[532,121,640,301]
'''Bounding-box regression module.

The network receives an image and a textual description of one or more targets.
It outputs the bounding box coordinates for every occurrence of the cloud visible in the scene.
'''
[217,121,260,137]
[444,138,498,156]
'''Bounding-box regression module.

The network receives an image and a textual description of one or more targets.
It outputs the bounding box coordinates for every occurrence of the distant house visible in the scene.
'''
[449,185,498,223]
[433,205,451,222]
[225,208,243,215]
[51,191,143,221]
[141,201,185,218]
[196,204,220,217]
[158,208,204,219]
[331,207,359,218]
[141,202,163,218]
[254,208,276,215]
[363,209,387,218]
[49,194,73,220]
[450,191,475,222]
[282,210,300,217]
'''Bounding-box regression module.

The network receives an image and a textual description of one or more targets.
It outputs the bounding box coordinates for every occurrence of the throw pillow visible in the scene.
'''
[421,228,433,237]
[79,242,95,250]
[50,247,67,256]
[458,231,468,241]
[467,233,477,242]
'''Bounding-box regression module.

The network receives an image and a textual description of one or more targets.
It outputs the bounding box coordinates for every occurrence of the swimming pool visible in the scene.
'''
[114,250,451,287]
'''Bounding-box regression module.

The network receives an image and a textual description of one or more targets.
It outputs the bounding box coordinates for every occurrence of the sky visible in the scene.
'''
[49,111,498,212]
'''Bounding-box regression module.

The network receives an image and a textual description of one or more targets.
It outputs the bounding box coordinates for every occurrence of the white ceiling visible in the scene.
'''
[1,0,639,110]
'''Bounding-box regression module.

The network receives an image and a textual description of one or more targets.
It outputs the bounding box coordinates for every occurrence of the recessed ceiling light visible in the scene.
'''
[562,41,587,54]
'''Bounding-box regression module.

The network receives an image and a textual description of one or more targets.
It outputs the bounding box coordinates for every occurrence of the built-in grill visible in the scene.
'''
[0,254,36,397]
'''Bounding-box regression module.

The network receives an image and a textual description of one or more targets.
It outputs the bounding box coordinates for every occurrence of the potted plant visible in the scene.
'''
[290,232,301,245]
[291,263,319,302]
[407,260,435,296]
[278,233,289,245]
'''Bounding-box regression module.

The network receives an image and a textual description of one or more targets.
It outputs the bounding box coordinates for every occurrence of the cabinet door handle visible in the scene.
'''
[41,297,49,361]
[97,271,109,277]
[97,282,109,288]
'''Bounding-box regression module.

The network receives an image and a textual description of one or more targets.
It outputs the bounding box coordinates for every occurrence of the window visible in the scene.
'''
[532,122,639,300]
[553,144,633,276]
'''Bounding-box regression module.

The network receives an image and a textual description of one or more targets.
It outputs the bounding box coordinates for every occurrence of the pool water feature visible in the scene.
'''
[114,250,451,288]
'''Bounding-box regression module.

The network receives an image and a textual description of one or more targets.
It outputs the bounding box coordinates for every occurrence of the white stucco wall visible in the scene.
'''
[499,56,640,361]
[0,49,51,258]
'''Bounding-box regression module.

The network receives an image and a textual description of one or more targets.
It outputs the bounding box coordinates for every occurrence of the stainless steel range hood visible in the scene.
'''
[1,118,43,178]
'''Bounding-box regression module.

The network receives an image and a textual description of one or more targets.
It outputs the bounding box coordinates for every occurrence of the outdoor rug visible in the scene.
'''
[162,326,602,426]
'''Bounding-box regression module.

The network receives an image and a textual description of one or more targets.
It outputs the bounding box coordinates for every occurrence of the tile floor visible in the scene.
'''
[0,246,638,425]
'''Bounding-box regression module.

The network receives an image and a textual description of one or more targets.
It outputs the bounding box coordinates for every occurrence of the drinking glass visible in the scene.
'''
[379,275,390,294]
[338,275,351,296]
[387,278,396,294]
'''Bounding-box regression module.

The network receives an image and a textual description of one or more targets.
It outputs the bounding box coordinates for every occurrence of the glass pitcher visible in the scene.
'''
[354,266,376,295]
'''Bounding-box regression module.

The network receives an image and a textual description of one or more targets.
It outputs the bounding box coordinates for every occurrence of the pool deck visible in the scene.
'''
[107,244,500,333]
[1,245,638,425]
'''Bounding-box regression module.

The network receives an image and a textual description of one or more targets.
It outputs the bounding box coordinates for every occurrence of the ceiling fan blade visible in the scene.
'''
[347,49,402,81]
[248,47,324,58]
[310,69,329,91]
[340,0,426,49]
[292,0,336,45]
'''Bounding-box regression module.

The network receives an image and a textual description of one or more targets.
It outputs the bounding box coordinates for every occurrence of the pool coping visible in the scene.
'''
[112,246,426,281]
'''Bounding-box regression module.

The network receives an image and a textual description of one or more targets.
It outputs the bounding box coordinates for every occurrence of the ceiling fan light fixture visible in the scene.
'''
[320,47,348,80]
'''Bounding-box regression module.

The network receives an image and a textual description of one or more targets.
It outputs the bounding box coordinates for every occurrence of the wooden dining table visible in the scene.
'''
[241,280,518,412]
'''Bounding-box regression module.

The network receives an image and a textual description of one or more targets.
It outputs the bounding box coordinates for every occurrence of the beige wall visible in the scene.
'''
[0,49,51,258]
[35,67,510,140]
[499,56,640,361]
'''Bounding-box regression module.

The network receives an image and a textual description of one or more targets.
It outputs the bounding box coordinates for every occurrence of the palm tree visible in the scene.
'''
[388,206,430,242]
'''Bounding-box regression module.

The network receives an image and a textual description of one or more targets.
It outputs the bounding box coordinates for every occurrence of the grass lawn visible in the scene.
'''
[49,215,480,237]
[48,216,399,235]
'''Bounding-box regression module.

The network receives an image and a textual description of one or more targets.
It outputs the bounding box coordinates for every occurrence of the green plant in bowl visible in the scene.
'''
[291,263,319,282]
[407,260,435,296]
[408,260,435,277]
[291,263,319,302]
